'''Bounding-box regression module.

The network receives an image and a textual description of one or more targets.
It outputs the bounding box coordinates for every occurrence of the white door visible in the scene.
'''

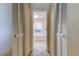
[12,4,24,56]
[56,3,62,56]
[56,4,67,56]
[17,3,24,56]
[61,4,67,56]
[12,4,18,56]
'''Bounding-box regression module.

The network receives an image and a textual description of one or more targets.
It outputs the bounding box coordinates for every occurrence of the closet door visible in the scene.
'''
[56,4,67,56]
[61,4,67,56]
[12,4,18,56]
[17,3,24,56]
[56,4,62,56]
[12,4,24,56]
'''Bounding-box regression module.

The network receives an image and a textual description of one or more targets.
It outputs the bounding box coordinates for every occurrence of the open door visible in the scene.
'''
[12,3,32,56]
[17,3,24,56]
[56,4,67,56]
[12,4,24,56]
[12,4,19,56]
[56,4,62,56]
[61,4,67,56]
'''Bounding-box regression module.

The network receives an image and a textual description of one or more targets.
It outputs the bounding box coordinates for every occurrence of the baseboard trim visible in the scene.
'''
[28,50,32,56]
[48,49,54,56]
[47,50,51,56]
[28,49,53,56]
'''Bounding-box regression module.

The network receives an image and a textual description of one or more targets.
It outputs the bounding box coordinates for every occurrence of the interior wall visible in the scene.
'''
[23,3,31,56]
[67,4,79,56]
[47,4,55,55]
[0,3,12,56]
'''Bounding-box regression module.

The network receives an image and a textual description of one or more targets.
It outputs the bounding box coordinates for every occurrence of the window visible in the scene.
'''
[33,23,42,32]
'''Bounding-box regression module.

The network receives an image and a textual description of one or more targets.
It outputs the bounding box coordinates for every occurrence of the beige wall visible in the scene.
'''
[47,4,55,55]
[23,3,31,56]
[67,4,79,56]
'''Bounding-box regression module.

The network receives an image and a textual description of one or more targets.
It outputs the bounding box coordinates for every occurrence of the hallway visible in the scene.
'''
[31,5,49,56]
[0,3,79,56]
[31,36,49,56]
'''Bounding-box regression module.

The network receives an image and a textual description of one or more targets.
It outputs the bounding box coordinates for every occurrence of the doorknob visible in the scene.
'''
[13,34,19,38]
[61,33,66,38]
[14,35,17,38]
[56,33,61,37]
[56,33,65,38]
[13,33,24,38]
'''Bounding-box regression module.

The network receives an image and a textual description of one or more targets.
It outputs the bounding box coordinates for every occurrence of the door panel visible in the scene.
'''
[12,3,25,56]
[12,4,18,56]
[17,3,24,56]
[61,4,67,56]
[56,4,62,56]
[56,4,67,56]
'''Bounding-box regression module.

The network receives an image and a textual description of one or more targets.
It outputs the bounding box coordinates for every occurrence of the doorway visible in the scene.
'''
[32,11,48,56]
[31,3,49,56]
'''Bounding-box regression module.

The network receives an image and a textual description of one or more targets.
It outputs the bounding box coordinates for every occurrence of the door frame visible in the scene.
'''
[54,3,63,56]
[53,3,59,56]
[12,4,18,56]
[54,3,68,56]
[12,3,24,56]
[29,3,33,52]
[48,3,63,56]
[47,3,58,56]
[61,3,67,56]
[17,3,25,56]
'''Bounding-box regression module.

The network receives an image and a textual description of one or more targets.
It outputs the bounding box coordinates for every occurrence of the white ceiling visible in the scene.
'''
[31,3,49,11]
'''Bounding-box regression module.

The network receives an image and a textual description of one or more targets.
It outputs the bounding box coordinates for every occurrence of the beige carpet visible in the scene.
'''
[31,36,49,56]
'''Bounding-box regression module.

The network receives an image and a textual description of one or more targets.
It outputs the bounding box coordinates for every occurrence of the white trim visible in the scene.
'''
[17,3,23,56]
